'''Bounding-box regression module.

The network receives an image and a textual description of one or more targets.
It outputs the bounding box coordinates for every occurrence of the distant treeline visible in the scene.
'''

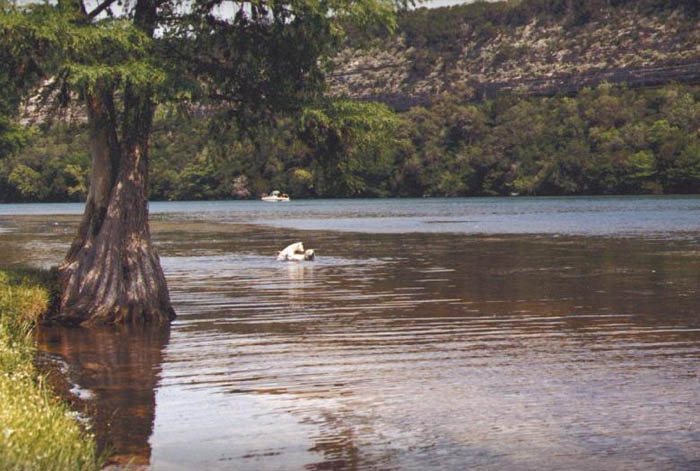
[1,82,698,202]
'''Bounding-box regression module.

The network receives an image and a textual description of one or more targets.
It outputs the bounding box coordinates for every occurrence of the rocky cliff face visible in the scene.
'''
[328,2,700,109]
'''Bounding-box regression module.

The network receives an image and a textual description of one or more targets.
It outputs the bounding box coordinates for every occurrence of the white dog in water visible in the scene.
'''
[277,242,315,261]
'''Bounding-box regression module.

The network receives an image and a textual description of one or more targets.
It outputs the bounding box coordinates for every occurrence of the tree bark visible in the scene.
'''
[53,86,175,325]
[48,0,174,325]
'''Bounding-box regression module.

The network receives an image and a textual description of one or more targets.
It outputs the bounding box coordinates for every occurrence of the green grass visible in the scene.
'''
[0,268,102,471]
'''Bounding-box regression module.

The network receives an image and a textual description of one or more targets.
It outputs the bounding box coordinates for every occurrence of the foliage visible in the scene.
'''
[0,123,89,202]
[0,268,101,471]
[299,100,404,196]
[0,0,37,161]
[148,100,405,199]
[371,83,699,197]
[0,118,28,161]
[3,83,698,200]
[0,0,398,126]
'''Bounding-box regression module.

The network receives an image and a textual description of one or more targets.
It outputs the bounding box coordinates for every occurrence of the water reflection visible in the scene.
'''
[36,326,170,467]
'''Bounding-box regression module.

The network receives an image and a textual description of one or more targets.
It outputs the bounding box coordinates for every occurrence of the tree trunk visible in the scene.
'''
[53,87,175,325]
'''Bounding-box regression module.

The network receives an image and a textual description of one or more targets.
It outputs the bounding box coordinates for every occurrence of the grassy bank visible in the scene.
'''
[0,268,101,471]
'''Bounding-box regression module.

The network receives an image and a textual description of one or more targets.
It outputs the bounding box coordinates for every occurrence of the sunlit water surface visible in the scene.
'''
[1,197,698,470]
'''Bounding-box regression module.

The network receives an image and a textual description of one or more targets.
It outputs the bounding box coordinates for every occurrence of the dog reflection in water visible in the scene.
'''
[277,241,315,261]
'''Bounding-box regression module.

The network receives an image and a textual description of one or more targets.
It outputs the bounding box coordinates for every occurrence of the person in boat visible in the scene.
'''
[262,190,290,201]
[277,241,315,261]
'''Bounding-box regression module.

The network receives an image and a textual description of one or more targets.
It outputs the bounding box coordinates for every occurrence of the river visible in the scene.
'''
[1,196,699,470]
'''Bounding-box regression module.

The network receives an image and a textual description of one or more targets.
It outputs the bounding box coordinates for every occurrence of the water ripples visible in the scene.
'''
[3,205,691,469]
[147,233,700,469]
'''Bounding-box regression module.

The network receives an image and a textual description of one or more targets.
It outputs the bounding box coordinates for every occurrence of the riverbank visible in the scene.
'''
[0,268,101,471]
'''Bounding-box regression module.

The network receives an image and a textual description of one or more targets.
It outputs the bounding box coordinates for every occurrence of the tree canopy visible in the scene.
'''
[1,0,396,121]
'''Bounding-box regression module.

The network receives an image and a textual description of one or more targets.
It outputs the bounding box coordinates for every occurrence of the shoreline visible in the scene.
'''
[0,268,102,470]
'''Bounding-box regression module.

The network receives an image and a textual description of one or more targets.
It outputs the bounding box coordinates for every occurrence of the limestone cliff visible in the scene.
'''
[328,1,700,109]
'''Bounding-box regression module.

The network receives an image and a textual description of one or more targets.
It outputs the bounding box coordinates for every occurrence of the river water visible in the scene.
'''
[1,197,699,470]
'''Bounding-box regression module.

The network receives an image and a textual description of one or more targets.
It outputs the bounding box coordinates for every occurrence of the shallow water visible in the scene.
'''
[1,195,699,236]
[1,197,698,470]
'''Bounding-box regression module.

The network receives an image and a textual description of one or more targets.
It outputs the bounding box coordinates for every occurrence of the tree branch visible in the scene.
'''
[87,0,119,20]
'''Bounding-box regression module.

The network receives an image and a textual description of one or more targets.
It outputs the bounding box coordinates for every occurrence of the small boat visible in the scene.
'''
[261,190,290,202]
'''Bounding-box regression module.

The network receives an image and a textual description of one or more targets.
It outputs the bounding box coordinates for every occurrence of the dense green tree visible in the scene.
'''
[0,122,90,202]
[299,100,403,197]
[397,83,698,197]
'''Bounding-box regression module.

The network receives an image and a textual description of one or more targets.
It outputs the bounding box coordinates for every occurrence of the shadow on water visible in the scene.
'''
[36,325,170,468]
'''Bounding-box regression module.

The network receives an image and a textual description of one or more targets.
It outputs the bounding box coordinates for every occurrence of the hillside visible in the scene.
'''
[2,0,698,202]
[328,0,700,108]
